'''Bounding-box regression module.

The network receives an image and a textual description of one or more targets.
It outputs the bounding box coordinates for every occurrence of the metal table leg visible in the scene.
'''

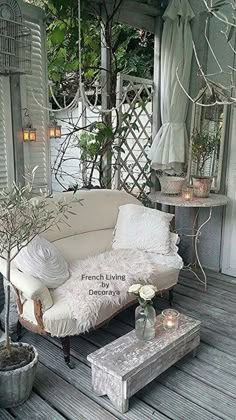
[182,207,212,291]
[194,207,212,291]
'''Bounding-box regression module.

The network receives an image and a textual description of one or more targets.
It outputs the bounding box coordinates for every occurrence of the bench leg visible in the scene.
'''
[91,366,106,396]
[192,348,198,358]
[60,336,75,369]
[91,366,129,413]
[108,393,129,414]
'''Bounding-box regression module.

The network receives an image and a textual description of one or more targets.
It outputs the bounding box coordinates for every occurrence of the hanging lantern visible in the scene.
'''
[22,108,36,142]
[49,119,61,139]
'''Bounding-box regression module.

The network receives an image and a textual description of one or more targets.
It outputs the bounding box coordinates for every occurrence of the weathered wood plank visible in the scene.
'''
[0,409,15,420]
[88,315,200,378]
[14,272,236,420]
[102,317,133,337]
[156,295,236,347]
[24,331,219,420]
[88,314,200,413]
[46,334,98,364]
[154,296,236,357]
[198,343,236,377]
[200,327,236,357]
[90,0,162,32]
[104,305,236,378]
[176,353,236,398]
[180,270,236,292]
[74,323,225,420]
[176,283,236,313]
[103,304,236,395]
[165,294,236,338]
[9,392,66,420]
[108,302,236,365]
[179,275,236,304]
[158,366,236,420]
[22,333,170,420]
[138,381,223,420]
[34,364,117,420]
[85,313,236,420]
[91,0,162,16]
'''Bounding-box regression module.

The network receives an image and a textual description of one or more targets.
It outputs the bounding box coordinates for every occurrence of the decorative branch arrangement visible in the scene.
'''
[178,0,236,106]
[0,168,78,356]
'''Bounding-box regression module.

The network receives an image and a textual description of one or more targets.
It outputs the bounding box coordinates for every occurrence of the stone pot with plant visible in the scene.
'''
[157,171,186,195]
[191,129,221,198]
[0,168,73,408]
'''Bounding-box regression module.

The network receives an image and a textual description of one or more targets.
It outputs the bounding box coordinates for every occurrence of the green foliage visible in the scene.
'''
[28,0,154,96]
[112,25,154,78]
[40,0,100,91]
[78,123,113,161]
[191,129,221,176]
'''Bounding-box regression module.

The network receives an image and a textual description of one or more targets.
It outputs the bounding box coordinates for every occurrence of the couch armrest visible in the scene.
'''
[0,258,53,312]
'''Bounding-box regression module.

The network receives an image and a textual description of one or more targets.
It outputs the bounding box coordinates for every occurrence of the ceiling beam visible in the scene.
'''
[88,0,162,33]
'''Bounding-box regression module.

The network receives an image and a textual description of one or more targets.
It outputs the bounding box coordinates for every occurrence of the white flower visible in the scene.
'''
[128,284,142,294]
[139,285,157,301]
[31,198,40,207]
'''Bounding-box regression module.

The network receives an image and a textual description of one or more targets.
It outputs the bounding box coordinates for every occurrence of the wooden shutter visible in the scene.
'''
[0,76,15,191]
[21,3,50,192]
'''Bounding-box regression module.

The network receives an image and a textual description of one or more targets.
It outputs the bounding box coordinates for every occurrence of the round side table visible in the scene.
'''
[148,192,229,290]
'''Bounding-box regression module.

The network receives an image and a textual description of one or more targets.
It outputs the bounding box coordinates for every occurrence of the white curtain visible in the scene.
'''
[148,0,195,172]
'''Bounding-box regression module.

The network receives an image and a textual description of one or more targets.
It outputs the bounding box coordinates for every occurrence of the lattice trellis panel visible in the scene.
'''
[114,73,153,202]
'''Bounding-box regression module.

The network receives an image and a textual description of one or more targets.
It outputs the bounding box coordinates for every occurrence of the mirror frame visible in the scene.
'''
[187,88,228,193]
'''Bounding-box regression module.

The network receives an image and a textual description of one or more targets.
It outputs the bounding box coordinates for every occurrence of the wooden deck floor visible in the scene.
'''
[1,271,236,420]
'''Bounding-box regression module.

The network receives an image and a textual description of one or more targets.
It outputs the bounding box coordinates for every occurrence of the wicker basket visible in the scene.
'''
[159,176,185,195]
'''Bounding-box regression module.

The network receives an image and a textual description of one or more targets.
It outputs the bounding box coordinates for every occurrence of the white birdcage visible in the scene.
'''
[0,0,32,75]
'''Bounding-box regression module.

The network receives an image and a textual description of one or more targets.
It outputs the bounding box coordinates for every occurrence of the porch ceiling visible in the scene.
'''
[88,0,162,33]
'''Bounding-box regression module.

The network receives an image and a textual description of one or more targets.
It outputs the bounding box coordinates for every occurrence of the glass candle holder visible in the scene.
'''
[182,186,193,201]
[162,309,180,331]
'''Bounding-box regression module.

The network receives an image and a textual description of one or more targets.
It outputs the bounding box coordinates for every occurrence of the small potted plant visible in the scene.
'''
[0,169,73,408]
[128,284,157,341]
[157,171,186,195]
[191,129,221,198]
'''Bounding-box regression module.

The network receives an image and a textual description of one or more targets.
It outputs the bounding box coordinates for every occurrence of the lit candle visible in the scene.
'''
[166,318,175,328]
[184,192,191,201]
[182,187,193,201]
[162,309,179,331]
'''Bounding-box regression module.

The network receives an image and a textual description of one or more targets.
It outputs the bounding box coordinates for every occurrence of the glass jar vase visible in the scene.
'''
[135,304,156,341]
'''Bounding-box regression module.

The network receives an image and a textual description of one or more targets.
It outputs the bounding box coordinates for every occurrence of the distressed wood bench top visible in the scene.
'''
[87,313,201,380]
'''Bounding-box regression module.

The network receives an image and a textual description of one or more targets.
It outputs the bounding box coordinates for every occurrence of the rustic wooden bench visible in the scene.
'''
[87,313,201,413]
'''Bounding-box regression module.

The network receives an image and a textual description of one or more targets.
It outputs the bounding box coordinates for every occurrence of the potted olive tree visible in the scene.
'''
[0,169,73,408]
[191,129,221,198]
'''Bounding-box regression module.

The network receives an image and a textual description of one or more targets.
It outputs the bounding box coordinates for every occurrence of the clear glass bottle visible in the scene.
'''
[135,304,156,341]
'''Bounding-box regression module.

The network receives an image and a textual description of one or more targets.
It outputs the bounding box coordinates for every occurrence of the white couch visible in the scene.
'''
[0,189,181,367]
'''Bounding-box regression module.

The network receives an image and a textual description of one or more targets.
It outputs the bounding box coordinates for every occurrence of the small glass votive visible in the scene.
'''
[162,309,180,331]
[182,186,193,201]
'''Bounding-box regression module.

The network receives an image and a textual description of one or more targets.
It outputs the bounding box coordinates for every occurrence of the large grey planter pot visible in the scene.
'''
[0,343,38,408]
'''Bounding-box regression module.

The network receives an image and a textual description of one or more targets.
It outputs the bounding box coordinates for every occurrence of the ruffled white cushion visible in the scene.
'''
[14,236,69,288]
[112,204,174,255]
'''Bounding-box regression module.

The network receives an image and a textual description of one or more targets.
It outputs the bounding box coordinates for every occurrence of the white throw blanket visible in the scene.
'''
[54,249,182,333]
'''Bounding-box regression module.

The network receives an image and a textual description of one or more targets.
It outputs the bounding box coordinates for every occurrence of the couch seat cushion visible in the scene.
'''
[22,262,179,337]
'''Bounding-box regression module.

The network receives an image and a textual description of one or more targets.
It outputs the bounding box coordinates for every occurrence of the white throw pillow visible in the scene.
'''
[14,236,69,288]
[112,204,174,255]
